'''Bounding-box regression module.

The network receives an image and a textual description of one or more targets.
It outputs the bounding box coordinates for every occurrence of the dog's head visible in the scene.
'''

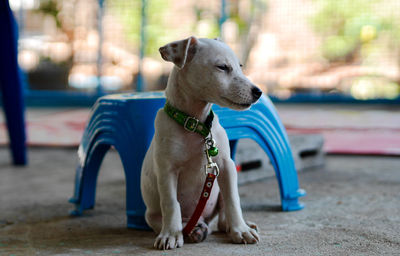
[159,36,262,110]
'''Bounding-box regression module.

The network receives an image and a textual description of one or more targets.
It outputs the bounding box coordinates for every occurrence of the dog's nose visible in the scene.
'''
[251,87,262,100]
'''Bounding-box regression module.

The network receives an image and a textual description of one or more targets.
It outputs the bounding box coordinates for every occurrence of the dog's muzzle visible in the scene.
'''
[251,87,262,101]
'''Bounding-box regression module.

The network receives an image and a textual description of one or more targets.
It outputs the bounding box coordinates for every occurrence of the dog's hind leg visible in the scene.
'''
[216,192,258,233]
[183,217,210,243]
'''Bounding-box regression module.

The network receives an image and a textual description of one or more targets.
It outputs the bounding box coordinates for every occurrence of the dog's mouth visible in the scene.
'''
[221,97,252,109]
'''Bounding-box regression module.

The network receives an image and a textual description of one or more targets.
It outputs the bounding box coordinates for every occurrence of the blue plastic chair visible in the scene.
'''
[69,92,305,229]
[0,0,27,165]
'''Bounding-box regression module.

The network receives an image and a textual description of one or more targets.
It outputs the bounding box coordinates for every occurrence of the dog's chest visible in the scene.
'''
[177,157,220,218]
[176,137,208,175]
[174,134,220,217]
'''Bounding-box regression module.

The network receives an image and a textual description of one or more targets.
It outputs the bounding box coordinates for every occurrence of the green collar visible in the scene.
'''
[163,101,214,138]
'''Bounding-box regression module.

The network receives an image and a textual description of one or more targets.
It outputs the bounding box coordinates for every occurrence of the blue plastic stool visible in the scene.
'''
[0,0,27,165]
[69,92,305,229]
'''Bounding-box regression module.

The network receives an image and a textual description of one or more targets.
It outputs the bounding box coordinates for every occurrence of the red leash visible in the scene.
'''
[163,102,220,236]
[182,172,217,236]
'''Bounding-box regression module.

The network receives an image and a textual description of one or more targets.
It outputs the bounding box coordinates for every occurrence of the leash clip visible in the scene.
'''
[205,147,219,177]
[205,162,219,177]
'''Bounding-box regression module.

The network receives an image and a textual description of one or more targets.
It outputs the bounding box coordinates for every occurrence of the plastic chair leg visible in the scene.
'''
[1,85,27,165]
[70,143,110,216]
[119,149,149,230]
[0,0,27,165]
[229,140,238,160]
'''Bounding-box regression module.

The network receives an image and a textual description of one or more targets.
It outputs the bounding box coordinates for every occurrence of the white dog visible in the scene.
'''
[140,36,262,250]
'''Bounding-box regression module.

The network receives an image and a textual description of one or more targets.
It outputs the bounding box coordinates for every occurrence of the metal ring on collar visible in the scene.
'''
[184,116,199,132]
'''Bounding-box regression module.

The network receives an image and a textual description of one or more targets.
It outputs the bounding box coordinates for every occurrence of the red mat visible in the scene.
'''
[287,128,400,155]
[1,108,399,155]
[0,109,89,147]
[279,108,400,155]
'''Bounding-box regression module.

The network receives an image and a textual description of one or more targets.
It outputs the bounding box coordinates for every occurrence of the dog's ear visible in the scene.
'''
[159,36,198,69]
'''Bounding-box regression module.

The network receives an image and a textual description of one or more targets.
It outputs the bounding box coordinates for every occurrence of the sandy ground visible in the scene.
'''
[0,148,399,255]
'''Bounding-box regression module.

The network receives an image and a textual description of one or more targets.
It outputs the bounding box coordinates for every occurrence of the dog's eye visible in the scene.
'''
[240,63,243,68]
[216,64,230,72]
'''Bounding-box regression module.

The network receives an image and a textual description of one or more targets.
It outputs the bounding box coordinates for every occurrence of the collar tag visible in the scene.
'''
[163,101,213,138]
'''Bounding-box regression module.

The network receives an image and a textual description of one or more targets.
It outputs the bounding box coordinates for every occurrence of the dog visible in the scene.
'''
[140,36,262,250]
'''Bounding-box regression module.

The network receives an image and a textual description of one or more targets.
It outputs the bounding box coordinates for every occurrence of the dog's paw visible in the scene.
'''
[229,223,260,244]
[185,222,209,243]
[154,230,184,250]
[246,220,259,232]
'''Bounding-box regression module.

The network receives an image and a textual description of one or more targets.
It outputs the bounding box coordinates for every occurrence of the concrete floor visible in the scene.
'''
[0,148,399,255]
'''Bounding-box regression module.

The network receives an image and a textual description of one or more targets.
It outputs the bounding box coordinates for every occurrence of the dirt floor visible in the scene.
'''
[0,148,399,256]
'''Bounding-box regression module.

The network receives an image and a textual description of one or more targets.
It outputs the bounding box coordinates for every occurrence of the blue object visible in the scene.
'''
[69,92,305,229]
[219,0,228,36]
[96,0,105,94]
[136,0,147,91]
[0,0,27,165]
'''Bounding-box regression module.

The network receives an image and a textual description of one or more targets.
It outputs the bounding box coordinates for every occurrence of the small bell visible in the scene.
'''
[208,146,219,157]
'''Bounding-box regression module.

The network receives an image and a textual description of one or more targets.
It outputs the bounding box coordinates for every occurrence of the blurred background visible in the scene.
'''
[3,0,400,153]
[1,2,400,254]
[8,0,400,104]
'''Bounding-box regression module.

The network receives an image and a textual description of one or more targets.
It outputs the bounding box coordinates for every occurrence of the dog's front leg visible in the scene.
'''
[218,158,260,244]
[154,163,184,250]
